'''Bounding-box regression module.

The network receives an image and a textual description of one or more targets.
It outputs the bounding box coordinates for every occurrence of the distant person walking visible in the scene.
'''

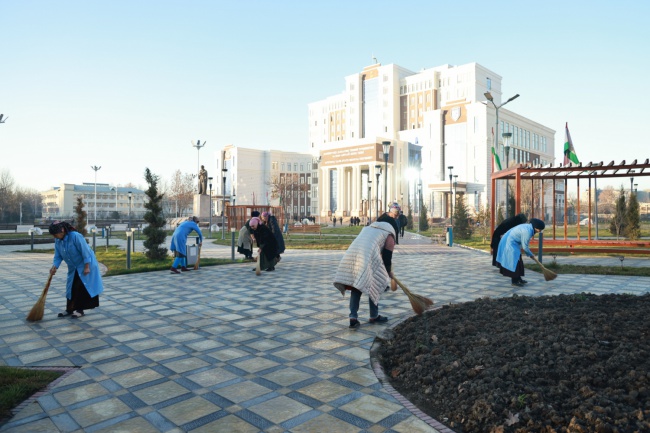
[496,218,545,287]
[398,211,407,238]
[377,203,401,244]
[491,213,527,267]
[170,216,203,274]
[333,221,396,328]
[49,221,104,318]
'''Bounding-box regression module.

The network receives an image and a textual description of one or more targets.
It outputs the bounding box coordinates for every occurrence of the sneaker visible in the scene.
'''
[369,315,389,324]
[511,281,525,287]
[180,266,191,272]
[349,319,360,329]
[170,267,181,274]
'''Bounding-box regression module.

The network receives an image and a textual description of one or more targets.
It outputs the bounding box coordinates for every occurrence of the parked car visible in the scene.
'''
[579,218,593,226]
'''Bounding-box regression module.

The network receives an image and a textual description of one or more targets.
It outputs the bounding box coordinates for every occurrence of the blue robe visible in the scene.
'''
[496,224,535,272]
[170,221,203,256]
[53,231,104,299]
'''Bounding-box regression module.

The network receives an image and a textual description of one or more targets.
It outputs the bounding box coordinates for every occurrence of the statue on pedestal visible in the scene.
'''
[198,165,208,195]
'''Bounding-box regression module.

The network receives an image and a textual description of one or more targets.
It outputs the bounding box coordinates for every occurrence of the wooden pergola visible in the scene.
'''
[490,159,650,253]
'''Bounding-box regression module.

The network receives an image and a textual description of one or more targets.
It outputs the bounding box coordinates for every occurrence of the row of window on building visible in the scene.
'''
[499,121,548,153]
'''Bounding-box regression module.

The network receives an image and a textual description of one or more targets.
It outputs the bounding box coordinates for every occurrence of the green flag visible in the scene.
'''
[563,122,580,165]
[491,128,502,170]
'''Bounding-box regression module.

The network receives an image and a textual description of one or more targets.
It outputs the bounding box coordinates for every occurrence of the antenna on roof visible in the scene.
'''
[372,54,378,64]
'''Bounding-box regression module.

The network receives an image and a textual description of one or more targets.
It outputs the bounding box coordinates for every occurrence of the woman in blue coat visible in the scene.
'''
[49,221,104,318]
[496,218,545,287]
[170,216,203,273]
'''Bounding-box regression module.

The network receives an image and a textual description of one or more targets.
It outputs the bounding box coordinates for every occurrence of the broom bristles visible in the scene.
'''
[531,256,558,281]
[255,254,261,276]
[193,245,201,270]
[393,277,434,315]
[26,274,53,322]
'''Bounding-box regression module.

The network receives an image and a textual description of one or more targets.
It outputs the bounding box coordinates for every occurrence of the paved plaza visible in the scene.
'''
[1,233,648,432]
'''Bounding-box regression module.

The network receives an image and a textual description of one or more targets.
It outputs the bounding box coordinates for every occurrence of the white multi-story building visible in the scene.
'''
[215,145,319,221]
[41,183,146,221]
[308,61,556,219]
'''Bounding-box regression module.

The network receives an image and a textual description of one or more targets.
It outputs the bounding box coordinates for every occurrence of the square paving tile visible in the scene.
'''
[69,397,132,427]
[262,368,313,387]
[248,395,311,424]
[113,368,164,388]
[298,380,351,402]
[54,383,110,407]
[187,368,239,387]
[213,381,271,404]
[289,413,359,433]
[159,396,222,425]
[133,381,190,405]
[338,394,403,423]
[189,414,258,433]
[232,357,279,374]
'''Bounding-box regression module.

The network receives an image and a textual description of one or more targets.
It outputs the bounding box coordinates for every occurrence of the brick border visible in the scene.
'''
[369,312,458,433]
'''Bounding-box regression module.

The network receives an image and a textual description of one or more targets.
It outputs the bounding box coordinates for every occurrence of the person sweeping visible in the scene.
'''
[496,218,545,287]
[48,221,104,318]
[333,221,395,328]
[170,216,203,273]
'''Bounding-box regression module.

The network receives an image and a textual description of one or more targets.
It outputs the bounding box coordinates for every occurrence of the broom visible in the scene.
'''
[193,245,201,270]
[392,276,434,315]
[530,255,557,281]
[26,273,53,322]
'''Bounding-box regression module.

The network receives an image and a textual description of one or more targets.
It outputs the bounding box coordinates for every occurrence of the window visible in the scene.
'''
[294,163,298,171]
[281,162,285,171]
[486,77,491,90]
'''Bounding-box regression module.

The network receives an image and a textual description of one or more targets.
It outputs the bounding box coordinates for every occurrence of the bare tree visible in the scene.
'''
[268,173,308,221]
[167,170,195,217]
[0,169,15,222]
[474,204,491,244]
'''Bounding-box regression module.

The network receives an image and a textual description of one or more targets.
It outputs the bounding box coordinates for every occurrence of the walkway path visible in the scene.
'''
[0,233,648,432]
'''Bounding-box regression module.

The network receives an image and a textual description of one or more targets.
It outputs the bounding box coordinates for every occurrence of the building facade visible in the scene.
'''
[41,183,146,221]
[215,145,319,222]
[308,61,556,220]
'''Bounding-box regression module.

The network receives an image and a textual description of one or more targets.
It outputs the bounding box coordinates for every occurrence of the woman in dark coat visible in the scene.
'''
[491,213,527,267]
[261,211,285,259]
[249,217,279,271]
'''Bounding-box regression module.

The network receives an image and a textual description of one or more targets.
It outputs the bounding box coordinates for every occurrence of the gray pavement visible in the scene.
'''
[1,234,649,432]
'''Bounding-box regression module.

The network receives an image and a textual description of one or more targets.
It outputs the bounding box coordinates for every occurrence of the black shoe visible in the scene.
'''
[512,281,525,287]
[519,279,528,284]
[170,267,181,274]
[265,267,275,272]
[349,319,360,329]
[369,315,388,324]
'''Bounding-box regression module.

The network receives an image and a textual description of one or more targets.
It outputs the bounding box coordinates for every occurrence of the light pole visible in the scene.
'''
[208,177,213,239]
[222,168,227,240]
[417,182,422,233]
[630,176,634,194]
[192,140,206,176]
[484,91,520,153]
[382,141,391,213]
[448,166,454,220]
[91,165,101,224]
[453,175,458,209]
[634,183,638,195]
[375,165,382,219]
[503,132,512,218]
[127,191,132,229]
[368,180,372,223]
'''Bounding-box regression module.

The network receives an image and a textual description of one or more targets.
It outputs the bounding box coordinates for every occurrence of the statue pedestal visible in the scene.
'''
[193,194,211,220]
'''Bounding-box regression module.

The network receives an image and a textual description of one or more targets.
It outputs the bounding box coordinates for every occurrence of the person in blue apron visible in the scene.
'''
[49,221,104,318]
[496,218,545,287]
[170,216,203,273]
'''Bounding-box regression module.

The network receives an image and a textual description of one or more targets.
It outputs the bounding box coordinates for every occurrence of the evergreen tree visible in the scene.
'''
[142,168,168,259]
[625,191,641,240]
[406,205,414,230]
[453,195,473,239]
[74,196,88,236]
[419,204,429,231]
[609,187,627,239]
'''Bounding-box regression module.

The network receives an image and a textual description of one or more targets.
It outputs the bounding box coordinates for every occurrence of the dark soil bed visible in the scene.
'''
[377,293,650,433]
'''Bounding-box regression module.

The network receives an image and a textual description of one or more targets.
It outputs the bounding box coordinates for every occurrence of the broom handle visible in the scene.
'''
[530,254,547,271]
[392,276,412,295]
[42,273,53,295]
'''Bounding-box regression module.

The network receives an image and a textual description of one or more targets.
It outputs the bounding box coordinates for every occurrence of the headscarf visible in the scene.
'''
[251,211,260,217]
[48,221,77,235]
[249,217,261,229]
[261,211,270,219]
[389,202,401,213]
[530,218,545,232]
[191,216,199,223]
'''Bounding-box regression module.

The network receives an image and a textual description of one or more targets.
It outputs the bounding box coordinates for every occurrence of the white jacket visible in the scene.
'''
[333,222,395,306]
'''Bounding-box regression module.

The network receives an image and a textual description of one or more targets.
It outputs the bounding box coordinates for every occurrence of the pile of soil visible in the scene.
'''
[377,293,650,433]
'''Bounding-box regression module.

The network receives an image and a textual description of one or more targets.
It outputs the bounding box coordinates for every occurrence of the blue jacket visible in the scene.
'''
[496,224,535,272]
[170,221,203,256]
[53,231,104,299]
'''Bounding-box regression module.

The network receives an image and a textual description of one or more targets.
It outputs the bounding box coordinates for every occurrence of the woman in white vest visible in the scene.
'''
[333,221,395,329]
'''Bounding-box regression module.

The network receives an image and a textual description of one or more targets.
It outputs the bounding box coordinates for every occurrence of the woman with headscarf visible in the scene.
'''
[49,221,104,318]
[261,211,285,261]
[333,221,396,328]
[249,217,279,271]
[490,213,528,267]
[170,216,203,273]
[496,218,545,287]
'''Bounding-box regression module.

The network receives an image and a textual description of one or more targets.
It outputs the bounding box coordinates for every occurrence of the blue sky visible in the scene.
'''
[1,0,649,192]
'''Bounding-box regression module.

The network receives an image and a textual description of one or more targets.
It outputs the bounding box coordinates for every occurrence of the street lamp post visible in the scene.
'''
[503,132,512,218]
[368,181,372,223]
[484,91,520,151]
[417,182,422,233]
[382,141,391,212]
[453,175,458,209]
[375,165,382,219]
[208,177,213,239]
[447,166,454,220]
[630,177,634,194]
[192,140,206,176]
[634,183,638,195]
[127,191,132,229]
[111,187,118,218]
[222,168,227,240]
[91,165,101,224]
